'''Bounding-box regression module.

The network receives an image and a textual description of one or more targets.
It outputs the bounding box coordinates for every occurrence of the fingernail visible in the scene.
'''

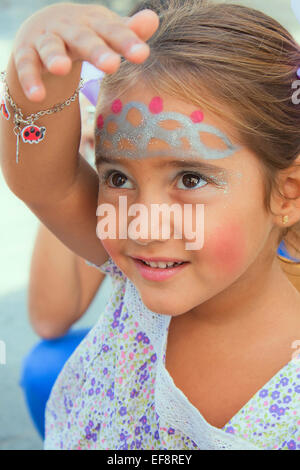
[47,55,68,68]
[96,52,115,66]
[28,85,40,96]
[128,43,148,55]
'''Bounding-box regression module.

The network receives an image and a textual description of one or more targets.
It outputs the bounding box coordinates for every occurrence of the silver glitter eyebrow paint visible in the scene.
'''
[95,101,241,161]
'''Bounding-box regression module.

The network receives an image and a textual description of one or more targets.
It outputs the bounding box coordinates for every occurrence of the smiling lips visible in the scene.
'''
[131,256,189,281]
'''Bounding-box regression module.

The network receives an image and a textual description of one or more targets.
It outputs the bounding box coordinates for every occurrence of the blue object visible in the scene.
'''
[19,328,90,439]
[277,240,300,262]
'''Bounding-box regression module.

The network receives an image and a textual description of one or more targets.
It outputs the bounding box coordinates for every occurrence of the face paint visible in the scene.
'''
[95,97,240,161]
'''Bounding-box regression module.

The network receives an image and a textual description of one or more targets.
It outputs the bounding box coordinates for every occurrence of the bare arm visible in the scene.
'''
[28,223,106,339]
[0,3,159,264]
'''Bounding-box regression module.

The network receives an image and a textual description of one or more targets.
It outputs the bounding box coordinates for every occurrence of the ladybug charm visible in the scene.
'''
[21,125,46,144]
[0,96,10,120]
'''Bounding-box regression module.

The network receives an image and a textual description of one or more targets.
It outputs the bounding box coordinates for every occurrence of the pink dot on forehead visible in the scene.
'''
[190,110,204,123]
[149,96,163,114]
[111,99,123,114]
[97,114,104,129]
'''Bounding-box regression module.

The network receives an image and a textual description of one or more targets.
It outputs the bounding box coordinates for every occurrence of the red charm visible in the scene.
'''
[0,96,10,120]
[21,125,46,144]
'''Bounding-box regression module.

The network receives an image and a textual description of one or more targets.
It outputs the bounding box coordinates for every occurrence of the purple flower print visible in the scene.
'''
[122,312,129,322]
[114,303,123,319]
[277,407,285,416]
[135,427,141,436]
[92,434,97,443]
[136,439,142,449]
[120,431,130,441]
[130,388,139,398]
[107,388,114,400]
[271,391,280,400]
[154,430,160,440]
[112,320,119,328]
[103,367,108,375]
[259,389,268,398]
[119,407,127,416]
[88,388,94,396]
[151,353,157,363]
[280,377,289,386]
[139,371,149,383]
[269,404,279,414]
[140,362,147,371]
[102,344,109,353]
[91,378,95,386]
[295,385,300,393]
[287,440,296,450]
[283,395,291,403]
[143,336,150,345]
[225,426,235,434]
[145,425,150,434]
[168,428,175,435]
[140,415,147,425]
[136,332,145,342]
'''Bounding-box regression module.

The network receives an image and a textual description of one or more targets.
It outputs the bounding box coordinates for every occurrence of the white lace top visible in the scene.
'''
[44,257,300,450]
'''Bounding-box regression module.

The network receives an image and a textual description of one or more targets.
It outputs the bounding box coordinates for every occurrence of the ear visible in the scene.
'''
[270,155,300,228]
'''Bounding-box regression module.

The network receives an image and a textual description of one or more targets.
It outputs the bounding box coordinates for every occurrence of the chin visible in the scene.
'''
[138,290,189,317]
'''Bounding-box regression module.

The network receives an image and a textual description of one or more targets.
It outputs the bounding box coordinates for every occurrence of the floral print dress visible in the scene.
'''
[44,257,300,450]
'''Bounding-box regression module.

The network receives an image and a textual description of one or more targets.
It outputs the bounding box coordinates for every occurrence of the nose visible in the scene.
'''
[127,198,177,246]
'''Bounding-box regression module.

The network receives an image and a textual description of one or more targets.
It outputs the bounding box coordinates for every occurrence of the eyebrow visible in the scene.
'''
[95,155,228,176]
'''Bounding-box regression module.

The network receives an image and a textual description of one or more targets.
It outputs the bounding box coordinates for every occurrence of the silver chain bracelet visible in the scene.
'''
[0,70,85,163]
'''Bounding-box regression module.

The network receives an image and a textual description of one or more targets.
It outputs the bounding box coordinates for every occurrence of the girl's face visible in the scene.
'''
[95,83,277,316]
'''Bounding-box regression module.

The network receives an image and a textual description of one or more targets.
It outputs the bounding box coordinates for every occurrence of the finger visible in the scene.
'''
[35,31,72,75]
[123,9,160,42]
[13,45,46,101]
[87,18,150,63]
[59,26,121,74]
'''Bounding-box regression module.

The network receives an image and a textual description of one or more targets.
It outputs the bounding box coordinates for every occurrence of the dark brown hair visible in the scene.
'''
[97,0,300,264]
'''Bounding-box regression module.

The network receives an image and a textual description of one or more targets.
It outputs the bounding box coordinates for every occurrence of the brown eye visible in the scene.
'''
[105,171,133,189]
[182,174,200,188]
[177,172,207,190]
[110,172,126,187]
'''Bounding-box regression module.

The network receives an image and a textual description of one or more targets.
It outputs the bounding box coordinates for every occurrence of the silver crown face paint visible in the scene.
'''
[95,97,241,162]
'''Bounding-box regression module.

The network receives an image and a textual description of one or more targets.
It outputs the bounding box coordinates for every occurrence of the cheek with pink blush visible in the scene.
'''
[203,223,247,275]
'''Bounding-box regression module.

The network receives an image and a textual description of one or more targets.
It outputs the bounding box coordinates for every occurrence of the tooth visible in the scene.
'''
[166,262,175,267]
[149,262,158,268]
[158,262,167,268]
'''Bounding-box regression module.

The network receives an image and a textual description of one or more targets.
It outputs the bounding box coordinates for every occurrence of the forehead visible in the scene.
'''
[94,86,241,163]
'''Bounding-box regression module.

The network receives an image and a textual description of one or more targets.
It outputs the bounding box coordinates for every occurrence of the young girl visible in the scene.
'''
[1,0,300,451]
